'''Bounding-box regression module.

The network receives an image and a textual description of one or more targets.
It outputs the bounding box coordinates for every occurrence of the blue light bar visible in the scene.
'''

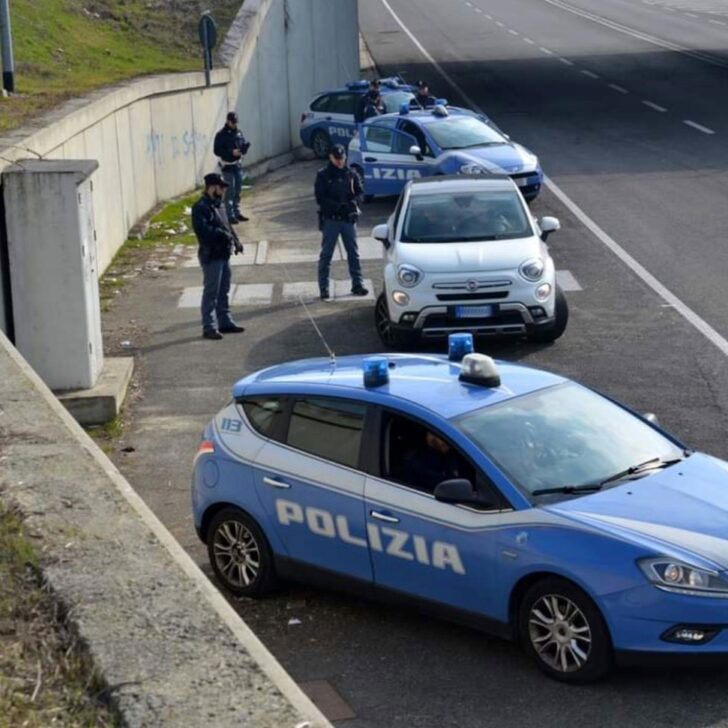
[436,98,448,106]
[448,333,474,362]
[363,356,389,387]
[399,102,410,115]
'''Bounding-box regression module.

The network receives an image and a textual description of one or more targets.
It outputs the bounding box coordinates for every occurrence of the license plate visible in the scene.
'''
[454,305,494,318]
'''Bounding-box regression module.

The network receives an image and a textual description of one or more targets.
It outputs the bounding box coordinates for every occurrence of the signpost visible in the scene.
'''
[198,13,218,88]
[0,0,15,93]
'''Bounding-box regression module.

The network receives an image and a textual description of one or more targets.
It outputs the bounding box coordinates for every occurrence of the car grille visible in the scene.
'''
[435,291,509,302]
[421,309,526,337]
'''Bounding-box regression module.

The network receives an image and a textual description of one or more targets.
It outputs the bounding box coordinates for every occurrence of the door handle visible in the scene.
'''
[370,510,399,523]
[364,156,378,162]
[263,476,291,489]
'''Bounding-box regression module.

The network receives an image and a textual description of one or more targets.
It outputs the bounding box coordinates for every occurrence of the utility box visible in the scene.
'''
[2,160,103,390]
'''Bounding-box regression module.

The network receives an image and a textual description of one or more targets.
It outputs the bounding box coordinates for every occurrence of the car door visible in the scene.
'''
[361,125,428,196]
[321,92,358,147]
[363,408,508,618]
[251,395,373,582]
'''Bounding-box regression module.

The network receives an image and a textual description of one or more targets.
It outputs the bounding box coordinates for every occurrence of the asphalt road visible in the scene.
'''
[104,2,728,725]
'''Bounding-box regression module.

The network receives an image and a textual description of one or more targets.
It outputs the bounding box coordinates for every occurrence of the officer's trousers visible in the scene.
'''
[200,257,235,332]
[318,219,363,294]
[222,164,243,220]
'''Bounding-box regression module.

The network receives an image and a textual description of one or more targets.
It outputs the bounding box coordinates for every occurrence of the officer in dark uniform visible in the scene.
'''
[191,173,244,340]
[314,144,368,301]
[354,79,381,123]
[412,80,437,109]
[213,112,250,224]
[362,91,385,120]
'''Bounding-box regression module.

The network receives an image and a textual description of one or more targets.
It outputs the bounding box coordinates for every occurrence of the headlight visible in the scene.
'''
[519,257,545,282]
[392,290,409,306]
[638,558,728,597]
[459,163,487,175]
[396,264,423,288]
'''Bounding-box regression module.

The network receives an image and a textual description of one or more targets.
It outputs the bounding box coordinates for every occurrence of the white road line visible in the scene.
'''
[540,0,728,70]
[608,83,629,94]
[495,20,504,27]
[581,69,599,78]
[378,0,728,360]
[556,270,583,292]
[255,239,269,265]
[508,29,519,35]
[523,37,535,44]
[683,119,716,135]
[231,284,275,305]
[642,100,667,112]
[559,57,574,65]
[684,12,698,18]
[539,46,554,54]
[709,19,726,26]
[475,7,482,12]
[485,13,492,19]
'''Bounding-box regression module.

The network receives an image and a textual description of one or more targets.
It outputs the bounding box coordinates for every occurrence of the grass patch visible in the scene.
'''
[0,0,243,134]
[0,502,118,727]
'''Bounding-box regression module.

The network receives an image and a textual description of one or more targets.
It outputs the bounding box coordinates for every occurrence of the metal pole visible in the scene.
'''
[0,0,14,93]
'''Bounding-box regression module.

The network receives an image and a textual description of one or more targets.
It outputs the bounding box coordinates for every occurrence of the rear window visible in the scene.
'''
[242,396,286,440]
[311,95,331,112]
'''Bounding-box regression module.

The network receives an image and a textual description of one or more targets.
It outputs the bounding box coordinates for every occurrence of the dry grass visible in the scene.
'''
[0,503,119,727]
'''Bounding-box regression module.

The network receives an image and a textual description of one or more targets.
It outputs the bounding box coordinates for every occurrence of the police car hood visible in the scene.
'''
[450,142,538,174]
[547,453,728,570]
[396,235,540,273]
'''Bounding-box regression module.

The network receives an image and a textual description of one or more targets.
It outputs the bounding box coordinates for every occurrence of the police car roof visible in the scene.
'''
[408,175,515,194]
[363,106,474,125]
[232,354,566,419]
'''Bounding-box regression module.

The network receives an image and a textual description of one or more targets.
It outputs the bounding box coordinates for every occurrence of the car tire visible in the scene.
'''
[207,507,277,597]
[375,293,417,349]
[527,285,568,343]
[311,130,331,159]
[518,577,613,684]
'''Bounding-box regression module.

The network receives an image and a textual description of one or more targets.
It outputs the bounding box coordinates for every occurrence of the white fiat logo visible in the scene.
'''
[466,279,478,292]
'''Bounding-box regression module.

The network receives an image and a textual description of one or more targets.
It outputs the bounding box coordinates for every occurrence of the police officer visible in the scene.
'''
[314,144,368,300]
[354,79,381,123]
[413,80,437,109]
[191,173,244,340]
[362,91,385,120]
[213,112,250,224]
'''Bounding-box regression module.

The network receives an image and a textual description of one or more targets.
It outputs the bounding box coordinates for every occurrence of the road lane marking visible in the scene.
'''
[475,7,482,12]
[684,12,698,18]
[495,20,504,27]
[231,284,275,305]
[559,57,574,65]
[255,239,269,265]
[539,0,728,71]
[508,29,519,35]
[539,46,554,54]
[556,270,583,292]
[608,83,629,94]
[485,13,492,19]
[642,100,667,112]
[683,120,716,134]
[581,69,599,78]
[377,0,728,360]
[524,37,535,44]
[709,19,726,26]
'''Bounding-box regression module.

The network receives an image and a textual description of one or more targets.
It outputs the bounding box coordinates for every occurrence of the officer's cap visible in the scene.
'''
[226,111,238,123]
[204,172,229,187]
[329,144,347,159]
[416,79,429,89]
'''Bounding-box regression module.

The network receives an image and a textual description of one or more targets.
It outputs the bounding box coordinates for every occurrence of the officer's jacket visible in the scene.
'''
[314,163,363,217]
[213,126,249,167]
[191,195,235,261]
[412,93,437,109]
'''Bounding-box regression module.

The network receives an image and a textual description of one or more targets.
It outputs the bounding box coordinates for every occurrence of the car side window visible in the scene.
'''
[328,93,357,115]
[364,125,394,153]
[381,412,475,495]
[287,397,367,469]
[241,396,286,441]
[311,94,331,112]
[399,120,432,156]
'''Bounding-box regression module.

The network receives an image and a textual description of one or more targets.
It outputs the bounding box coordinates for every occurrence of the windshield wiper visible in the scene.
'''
[597,454,688,487]
[531,483,603,497]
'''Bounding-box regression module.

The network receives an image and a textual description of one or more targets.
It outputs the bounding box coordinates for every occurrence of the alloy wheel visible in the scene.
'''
[212,519,261,588]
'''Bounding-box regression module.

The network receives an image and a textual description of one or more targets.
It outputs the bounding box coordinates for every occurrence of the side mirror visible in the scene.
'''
[643,412,660,426]
[434,478,487,506]
[409,144,423,161]
[539,216,561,241]
[372,223,390,245]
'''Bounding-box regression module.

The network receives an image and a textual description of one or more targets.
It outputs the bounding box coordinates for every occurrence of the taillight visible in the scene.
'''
[194,439,215,463]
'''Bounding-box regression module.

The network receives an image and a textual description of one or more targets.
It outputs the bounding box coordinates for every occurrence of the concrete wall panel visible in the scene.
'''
[190,86,228,182]
[128,98,157,220]
[115,108,138,235]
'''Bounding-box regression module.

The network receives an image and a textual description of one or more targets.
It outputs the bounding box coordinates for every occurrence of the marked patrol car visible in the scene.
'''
[371,175,567,348]
[193,338,728,683]
[299,77,415,158]
[347,103,543,201]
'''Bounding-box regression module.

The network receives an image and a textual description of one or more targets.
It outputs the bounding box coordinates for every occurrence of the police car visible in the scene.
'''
[347,103,543,201]
[371,175,566,348]
[300,77,415,158]
[192,339,728,683]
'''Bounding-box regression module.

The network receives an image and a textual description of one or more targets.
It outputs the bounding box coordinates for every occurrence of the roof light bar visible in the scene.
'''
[363,356,390,387]
[399,102,410,115]
[459,353,501,388]
[448,333,474,362]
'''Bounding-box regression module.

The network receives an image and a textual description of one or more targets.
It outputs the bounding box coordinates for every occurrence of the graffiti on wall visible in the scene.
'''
[145,130,210,164]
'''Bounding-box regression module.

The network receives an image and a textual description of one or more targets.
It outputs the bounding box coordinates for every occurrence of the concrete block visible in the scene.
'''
[56,356,134,425]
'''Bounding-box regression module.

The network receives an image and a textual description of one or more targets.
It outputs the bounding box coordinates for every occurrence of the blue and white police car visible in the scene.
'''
[192,338,728,683]
[347,104,543,202]
[300,77,415,158]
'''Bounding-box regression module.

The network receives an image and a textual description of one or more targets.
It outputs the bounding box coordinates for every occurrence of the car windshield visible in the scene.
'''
[454,383,684,499]
[382,91,415,113]
[400,190,532,242]
[427,116,507,149]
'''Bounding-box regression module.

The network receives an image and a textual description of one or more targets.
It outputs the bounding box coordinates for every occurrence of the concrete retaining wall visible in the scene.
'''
[0,0,359,334]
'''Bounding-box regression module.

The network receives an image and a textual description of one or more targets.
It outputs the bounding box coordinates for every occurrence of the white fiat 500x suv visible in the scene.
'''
[372,175,567,348]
